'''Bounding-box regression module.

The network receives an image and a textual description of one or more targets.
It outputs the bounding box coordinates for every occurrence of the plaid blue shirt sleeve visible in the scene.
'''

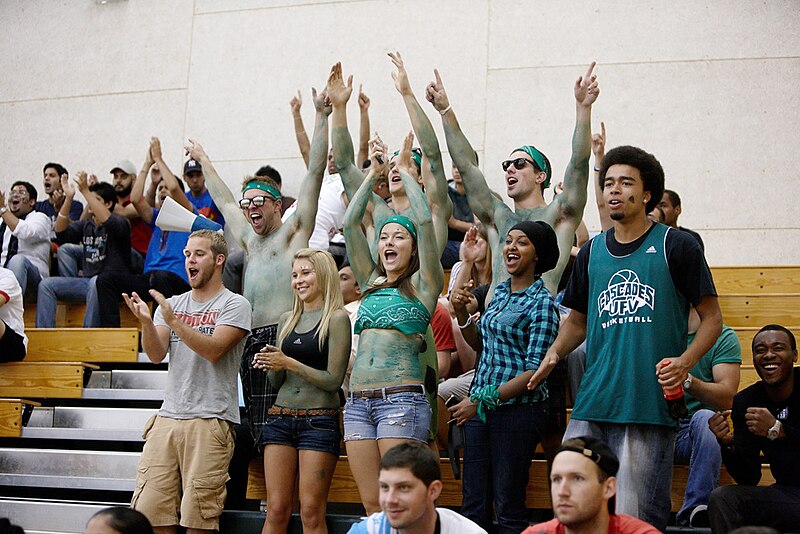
[524,292,559,373]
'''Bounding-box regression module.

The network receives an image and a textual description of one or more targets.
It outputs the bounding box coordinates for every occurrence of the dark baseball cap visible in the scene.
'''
[557,436,619,477]
[184,159,203,175]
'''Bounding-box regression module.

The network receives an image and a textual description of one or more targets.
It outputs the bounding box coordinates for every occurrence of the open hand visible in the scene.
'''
[60,173,75,198]
[150,137,163,161]
[396,131,415,176]
[528,350,559,390]
[326,62,353,108]
[389,51,413,96]
[122,291,152,324]
[74,171,90,193]
[149,289,175,327]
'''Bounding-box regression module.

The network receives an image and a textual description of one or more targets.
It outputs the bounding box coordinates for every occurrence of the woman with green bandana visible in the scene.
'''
[448,220,560,534]
[342,132,444,514]
[253,248,351,534]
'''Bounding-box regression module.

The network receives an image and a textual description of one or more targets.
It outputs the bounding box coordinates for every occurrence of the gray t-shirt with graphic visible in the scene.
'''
[155,287,252,423]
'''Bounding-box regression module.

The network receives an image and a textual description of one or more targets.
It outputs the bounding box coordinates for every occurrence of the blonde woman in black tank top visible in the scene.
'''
[253,248,351,534]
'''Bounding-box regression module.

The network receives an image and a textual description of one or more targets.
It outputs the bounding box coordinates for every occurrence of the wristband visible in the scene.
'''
[57,212,69,219]
[593,166,601,173]
[439,105,452,116]
[458,316,473,330]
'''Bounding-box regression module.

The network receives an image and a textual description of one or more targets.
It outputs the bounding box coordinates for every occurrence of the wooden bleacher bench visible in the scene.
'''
[0,399,40,437]
[245,456,776,513]
[24,328,139,363]
[0,362,99,399]
[710,266,800,294]
[23,302,146,329]
[718,294,800,328]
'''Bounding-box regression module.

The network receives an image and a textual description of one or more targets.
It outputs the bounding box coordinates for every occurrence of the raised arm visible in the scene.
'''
[327,63,365,202]
[343,143,384,289]
[150,137,194,212]
[54,174,76,233]
[185,139,249,248]
[390,52,452,254]
[290,90,311,168]
[591,121,612,231]
[76,172,111,224]
[357,85,371,167]
[397,132,444,314]
[131,144,155,223]
[552,62,598,220]
[285,87,330,241]
[426,69,497,224]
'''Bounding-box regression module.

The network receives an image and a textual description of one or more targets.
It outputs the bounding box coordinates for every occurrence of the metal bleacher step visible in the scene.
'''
[0,498,120,534]
[81,369,166,401]
[0,448,138,491]
[21,407,156,441]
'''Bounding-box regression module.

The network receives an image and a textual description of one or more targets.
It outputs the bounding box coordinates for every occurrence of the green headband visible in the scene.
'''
[381,215,417,240]
[243,180,281,200]
[512,145,551,188]
[392,148,423,171]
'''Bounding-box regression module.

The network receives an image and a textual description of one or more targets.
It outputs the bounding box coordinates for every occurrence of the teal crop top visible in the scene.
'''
[354,287,431,336]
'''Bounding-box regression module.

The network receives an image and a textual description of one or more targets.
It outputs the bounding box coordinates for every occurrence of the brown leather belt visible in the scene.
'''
[267,406,339,417]
[349,384,425,399]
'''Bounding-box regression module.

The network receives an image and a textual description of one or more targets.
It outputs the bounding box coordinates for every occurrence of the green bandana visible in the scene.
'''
[381,215,417,241]
[470,384,500,423]
[512,145,551,188]
[243,180,282,200]
[392,148,423,171]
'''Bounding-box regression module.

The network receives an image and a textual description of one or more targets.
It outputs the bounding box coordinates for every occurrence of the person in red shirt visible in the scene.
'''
[524,436,659,534]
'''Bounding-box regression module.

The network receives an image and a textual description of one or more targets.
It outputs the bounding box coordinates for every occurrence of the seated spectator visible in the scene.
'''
[674,308,742,527]
[442,159,477,269]
[184,158,225,225]
[658,189,704,250]
[0,181,52,299]
[37,174,131,327]
[708,324,800,533]
[347,441,487,534]
[0,266,27,363]
[110,159,151,272]
[96,138,193,327]
[35,162,83,225]
[523,436,659,534]
[85,507,153,534]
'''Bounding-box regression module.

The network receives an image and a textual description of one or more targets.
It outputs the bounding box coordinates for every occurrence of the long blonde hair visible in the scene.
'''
[278,248,344,351]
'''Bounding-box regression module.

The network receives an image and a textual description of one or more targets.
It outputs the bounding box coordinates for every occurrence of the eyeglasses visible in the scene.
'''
[501,158,535,172]
[238,195,274,209]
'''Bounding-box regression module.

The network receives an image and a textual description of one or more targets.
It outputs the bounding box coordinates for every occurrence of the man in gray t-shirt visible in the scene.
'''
[124,229,251,532]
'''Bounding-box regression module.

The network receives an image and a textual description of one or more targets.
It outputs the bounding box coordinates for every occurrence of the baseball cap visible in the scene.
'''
[110,160,137,176]
[184,159,203,175]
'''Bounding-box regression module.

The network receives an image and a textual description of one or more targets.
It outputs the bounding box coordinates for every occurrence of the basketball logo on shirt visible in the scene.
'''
[597,269,655,328]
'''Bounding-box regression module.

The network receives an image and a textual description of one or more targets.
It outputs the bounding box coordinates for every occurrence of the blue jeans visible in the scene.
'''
[462,401,546,534]
[6,254,42,300]
[564,419,676,533]
[343,391,430,443]
[57,243,83,277]
[261,412,341,455]
[36,275,99,327]
[674,409,720,524]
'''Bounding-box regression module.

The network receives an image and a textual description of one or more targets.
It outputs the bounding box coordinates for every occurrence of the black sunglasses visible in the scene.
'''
[238,195,274,209]
[501,157,535,172]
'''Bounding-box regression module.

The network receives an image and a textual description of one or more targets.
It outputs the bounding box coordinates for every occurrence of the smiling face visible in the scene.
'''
[503,229,537,277]
[241,188,281,236]
[378,222,415,278]
[379,467,440,531]
[752,329,798,387]
[550,451,614,529]
[658,192,680,227]
[338,265,360,304]
[291,258,322,308]
[505,150,543,201]
[603,164,649,222]
[8,185,34,216]
[184,236,222,289]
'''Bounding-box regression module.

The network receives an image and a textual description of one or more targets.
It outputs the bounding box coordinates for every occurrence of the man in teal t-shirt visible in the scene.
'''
[674,309,741,527]
[527,145,722,531]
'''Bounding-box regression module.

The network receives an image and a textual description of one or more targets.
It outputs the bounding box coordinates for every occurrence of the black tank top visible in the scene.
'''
[281,320,329,371]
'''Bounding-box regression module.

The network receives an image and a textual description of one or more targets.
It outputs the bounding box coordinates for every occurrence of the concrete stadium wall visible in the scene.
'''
[1,0,798,265]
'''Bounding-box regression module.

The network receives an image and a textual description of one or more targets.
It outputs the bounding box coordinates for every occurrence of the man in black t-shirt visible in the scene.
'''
[658,189,704,251]
[708,324,800,533]
[36,174,131,327]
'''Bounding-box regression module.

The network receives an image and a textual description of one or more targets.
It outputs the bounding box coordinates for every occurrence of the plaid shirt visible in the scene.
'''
[471,278,558,404]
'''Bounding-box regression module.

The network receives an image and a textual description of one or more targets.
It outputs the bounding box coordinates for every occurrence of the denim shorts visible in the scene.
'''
[260,413,341,456]
[343,392,431,443]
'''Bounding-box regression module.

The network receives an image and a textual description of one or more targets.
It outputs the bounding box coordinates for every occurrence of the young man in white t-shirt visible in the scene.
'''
[124,229,251,533]
[347,442,486,534]
[0,266,26,362]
